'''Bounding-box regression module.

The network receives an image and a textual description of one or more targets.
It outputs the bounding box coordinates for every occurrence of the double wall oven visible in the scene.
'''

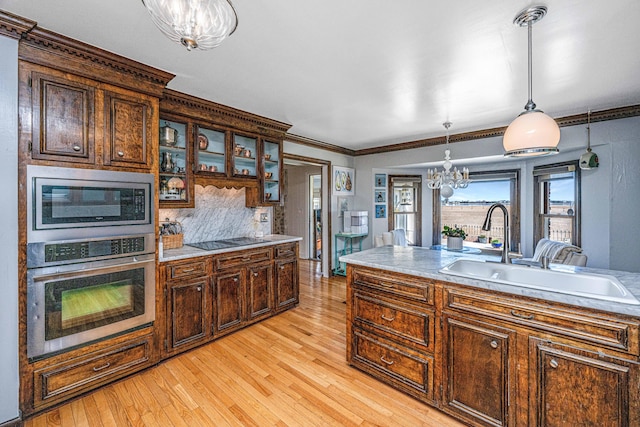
[26,165,156,359]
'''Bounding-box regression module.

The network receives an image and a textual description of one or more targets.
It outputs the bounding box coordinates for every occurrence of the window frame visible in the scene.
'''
[533,161,581,249]
[432,169,521,252]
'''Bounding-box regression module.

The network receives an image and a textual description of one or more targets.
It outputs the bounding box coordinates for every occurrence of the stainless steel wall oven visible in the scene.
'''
[26,166,156,360]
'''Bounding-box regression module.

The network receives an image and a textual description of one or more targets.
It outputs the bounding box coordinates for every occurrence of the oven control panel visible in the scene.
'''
[27,233,155,269]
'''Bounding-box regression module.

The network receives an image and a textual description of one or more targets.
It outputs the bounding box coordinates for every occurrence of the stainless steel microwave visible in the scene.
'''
[27,165,155,243]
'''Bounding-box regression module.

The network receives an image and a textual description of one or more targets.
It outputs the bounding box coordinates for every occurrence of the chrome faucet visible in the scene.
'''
[482,203,511,264]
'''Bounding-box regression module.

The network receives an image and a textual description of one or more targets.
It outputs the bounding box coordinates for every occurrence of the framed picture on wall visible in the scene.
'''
[374,190,386,203]
[333,166,355,196]
[337,197,349,217]
[375,204,386,218]
[374,173,387,188]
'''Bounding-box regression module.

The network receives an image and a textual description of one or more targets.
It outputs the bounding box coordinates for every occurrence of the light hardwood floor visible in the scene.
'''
[24,260,464,427]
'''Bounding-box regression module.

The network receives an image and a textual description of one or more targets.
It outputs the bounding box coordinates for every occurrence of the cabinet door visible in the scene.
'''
[166,278,210,352]
[29,68,96,164]
[159,119,191,207]
[275,257,299,310]
[261,139,282,204]
[232,133,258,177]
[442,314,517,427]
[529,338,639,427]
[247,262,273,321]
[103,89,154,169]
[214,270,244,334]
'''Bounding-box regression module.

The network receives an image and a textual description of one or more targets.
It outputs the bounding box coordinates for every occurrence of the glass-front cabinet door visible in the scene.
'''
[232,133,258,178]
[159,119,189,205]
[195,126,227,175]
[262,139,281,203]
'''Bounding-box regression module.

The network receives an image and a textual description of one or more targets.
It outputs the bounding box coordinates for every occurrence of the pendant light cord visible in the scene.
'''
[525,21,536,111]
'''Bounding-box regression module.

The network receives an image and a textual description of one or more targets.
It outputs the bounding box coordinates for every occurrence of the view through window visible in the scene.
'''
[434,170,520,252]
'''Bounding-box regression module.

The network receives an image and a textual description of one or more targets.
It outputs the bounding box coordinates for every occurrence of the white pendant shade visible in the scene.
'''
[503,110,560,156]
[142,0,238,51]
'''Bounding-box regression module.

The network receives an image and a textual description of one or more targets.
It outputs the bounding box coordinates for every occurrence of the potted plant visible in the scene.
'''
[478,234,487,244]
[442,225,466,250]
[491,239,503,249]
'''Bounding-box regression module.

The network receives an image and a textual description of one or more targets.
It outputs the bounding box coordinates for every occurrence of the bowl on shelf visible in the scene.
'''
[265,172,273,179]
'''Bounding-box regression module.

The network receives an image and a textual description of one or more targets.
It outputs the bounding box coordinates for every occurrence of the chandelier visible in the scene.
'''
[503,5,560,156]
[142,0,238,51]
[426,122,471,201]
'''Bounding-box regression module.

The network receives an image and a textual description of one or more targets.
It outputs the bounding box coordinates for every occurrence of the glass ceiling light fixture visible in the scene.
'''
[142,0,238,51]
[426,122,471,202]
[503,5,560,157]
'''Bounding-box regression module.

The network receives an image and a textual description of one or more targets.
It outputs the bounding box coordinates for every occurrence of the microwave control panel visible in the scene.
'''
[43,236,147,263]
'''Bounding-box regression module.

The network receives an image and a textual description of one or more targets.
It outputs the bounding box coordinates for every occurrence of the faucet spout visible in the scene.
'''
[482,203,511,264]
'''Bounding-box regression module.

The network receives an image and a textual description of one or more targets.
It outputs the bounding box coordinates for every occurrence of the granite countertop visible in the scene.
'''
[160,234,302,263]
[340,245,640,317]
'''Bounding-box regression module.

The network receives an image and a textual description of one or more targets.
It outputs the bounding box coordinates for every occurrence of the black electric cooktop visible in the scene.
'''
[187,237,268,251]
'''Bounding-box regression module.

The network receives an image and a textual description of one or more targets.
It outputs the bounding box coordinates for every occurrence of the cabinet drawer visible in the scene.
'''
[352,268,434,305]
[167,259,208,280]
[33,336,152,407]
[215,248,272,270]
[351,330,433,401]
[354,291,434,352]
[274,242,297,259]
[445,286,640,355]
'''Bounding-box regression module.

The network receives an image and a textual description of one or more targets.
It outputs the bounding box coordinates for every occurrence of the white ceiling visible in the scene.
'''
[3,0,640,151]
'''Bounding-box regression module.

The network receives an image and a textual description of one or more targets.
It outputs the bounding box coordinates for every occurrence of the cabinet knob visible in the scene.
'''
[380,356,394,366]
[196,286,202,292]
[253,272,258,277]
[549,359,559,369]
[233,278,238,282]
[72,145,81,152]
[490,340,498,349]
[117,150,125,157]
[280,265,285,270]
[92,362,111,372]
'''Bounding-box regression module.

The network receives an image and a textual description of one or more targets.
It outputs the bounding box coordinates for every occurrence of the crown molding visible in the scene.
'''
[0,10,36,40]
[285,134,355,156]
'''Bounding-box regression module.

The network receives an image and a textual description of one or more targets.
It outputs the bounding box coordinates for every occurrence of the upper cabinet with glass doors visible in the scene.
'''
[159,119,191,207]
[262,140,282,204]
[232,134,258,178]
[195,126,227,175]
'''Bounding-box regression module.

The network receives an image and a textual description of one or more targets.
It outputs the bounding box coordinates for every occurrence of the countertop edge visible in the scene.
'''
[160,235,302,263]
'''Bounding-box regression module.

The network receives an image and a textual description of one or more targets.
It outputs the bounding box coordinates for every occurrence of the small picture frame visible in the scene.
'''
[337,197,349,217]
[374,173,387,188]
[374,190,386,203]
[375,204,386,218]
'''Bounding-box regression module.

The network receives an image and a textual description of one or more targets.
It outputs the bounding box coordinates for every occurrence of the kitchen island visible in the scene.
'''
[341,246,640,426]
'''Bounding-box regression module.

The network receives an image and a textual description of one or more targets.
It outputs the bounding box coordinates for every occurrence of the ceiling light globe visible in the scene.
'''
[441,185,454,200]
[142,0,238,51]
[503,110,560,157]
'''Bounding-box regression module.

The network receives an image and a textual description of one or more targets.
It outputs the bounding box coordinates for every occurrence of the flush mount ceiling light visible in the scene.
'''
[503,5,560,157]
[426,122,471,202]
[142,0,238,51]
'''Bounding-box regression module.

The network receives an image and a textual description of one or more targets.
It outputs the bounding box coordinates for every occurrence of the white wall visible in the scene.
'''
[354,117,640,272]
[0,35,20,423]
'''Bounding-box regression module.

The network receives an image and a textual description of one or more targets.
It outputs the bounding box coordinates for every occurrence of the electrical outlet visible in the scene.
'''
[260,213,269,222]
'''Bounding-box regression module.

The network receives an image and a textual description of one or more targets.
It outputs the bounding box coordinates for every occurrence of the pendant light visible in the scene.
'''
[503,6,560,157]
[426,122,471,202]
[142,0,238,51]
[579,110,599,170]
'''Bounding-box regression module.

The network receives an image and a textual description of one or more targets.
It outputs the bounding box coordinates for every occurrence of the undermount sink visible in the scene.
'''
[439,259,640,305]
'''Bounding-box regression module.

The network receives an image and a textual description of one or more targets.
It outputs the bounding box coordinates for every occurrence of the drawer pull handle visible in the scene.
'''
[510,309,534,320]
[117,151,125,157]
[92,362,111,372]
[381,314,395,322]
[380,356,394,366]
[72,145,81,152]
[490,340,498,349]
[181,268,195,273]
[242,258,251,262]
[549,359,559,369]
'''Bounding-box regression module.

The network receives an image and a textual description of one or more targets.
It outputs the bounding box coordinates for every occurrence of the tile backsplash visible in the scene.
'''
[159,185,272,244]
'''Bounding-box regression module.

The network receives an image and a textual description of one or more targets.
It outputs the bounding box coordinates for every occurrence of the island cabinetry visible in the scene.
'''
[29,327,155,413]
[274,242,299,311]
[162,257,212,357]
[347,266,436,403]
[213,247,274,337]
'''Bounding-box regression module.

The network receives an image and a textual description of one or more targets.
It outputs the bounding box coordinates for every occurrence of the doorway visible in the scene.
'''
[277,154,331,277]
[388,175,422,246]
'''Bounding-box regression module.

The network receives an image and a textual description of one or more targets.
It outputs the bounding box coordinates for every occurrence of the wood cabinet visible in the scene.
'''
[162,258,211,356]
[213,248,273,337]
[346,265,640,427]
[274,242,299,311]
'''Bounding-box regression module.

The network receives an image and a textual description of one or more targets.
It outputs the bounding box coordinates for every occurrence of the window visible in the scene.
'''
[388,176,422,246]
[433,170,520,252]
[533,161,580,248]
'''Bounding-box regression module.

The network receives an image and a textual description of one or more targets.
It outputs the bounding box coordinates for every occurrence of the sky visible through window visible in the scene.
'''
[446,178,574,203]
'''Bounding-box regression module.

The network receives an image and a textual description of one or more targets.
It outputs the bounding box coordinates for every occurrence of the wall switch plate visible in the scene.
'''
[260,213,269,222]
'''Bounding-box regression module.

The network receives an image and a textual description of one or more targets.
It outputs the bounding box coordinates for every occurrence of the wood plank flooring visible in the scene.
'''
[24,260,464,427]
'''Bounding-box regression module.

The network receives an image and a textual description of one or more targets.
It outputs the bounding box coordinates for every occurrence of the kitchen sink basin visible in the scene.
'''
[439,259,640,305]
